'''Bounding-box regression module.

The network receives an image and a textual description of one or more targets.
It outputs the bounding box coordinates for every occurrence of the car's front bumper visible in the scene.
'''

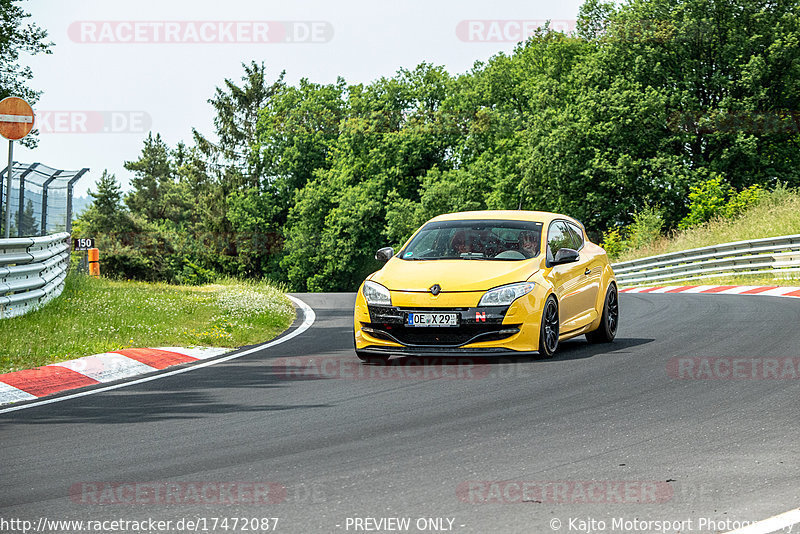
[361,304,518,348]
[354,286,548,354]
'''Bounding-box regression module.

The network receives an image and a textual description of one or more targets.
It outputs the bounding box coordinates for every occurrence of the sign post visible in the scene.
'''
[73,237,96,274]
[0,97,35,238]
[5,140,11,237]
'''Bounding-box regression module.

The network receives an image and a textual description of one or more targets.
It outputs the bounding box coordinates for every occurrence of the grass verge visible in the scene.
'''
[616,186,800,262]
[613,186,800,287]
[0,272,296,374]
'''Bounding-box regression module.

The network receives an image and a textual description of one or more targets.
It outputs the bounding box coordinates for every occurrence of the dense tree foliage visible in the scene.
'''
[77,0,800,289]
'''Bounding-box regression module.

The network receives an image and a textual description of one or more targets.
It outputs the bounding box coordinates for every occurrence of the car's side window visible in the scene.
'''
[547,221,573,262]
[566,222,584,251]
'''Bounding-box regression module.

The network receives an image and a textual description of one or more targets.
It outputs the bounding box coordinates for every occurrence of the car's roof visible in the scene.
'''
[429,210,581,227]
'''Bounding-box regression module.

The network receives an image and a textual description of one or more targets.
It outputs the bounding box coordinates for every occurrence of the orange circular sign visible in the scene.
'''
[0,97,35,140]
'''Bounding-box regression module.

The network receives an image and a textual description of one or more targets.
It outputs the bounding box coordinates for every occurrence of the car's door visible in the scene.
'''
[547,221,583,327]
[565,221,601,323]
[546,220,597,331]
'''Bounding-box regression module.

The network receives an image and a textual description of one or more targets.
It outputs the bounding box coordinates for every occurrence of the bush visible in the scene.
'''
[600,227,625,259]
[679,176,765,229]
[598,206,664,260]
[724,184,765,218]
[178,259,217,286]
[625,206,664,250]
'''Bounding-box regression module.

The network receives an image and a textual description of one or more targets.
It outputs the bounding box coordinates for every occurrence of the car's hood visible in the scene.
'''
[371,258,541,292]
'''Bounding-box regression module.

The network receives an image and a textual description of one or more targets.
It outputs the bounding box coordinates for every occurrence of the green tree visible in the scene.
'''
[193,61,286,192]
[520,0,800,230]
[621,0,799,185]
[256,77,346,226]
[81,170,129,233]
[124,132,191,225]
[280,64,460,291]
[186,62,290,279]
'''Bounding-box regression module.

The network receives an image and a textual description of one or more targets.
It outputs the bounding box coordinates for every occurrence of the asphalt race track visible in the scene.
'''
[1,293,799,534]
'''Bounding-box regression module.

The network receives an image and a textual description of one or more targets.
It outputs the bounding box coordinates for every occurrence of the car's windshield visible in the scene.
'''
[399,219,544,261]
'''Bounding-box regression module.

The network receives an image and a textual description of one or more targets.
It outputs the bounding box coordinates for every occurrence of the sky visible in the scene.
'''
[17,0,585,198]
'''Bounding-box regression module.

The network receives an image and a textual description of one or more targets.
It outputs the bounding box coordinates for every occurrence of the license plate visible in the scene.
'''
[406,312,459,327]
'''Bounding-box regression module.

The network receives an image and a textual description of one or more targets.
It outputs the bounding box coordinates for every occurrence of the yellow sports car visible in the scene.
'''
[353,210,618,362]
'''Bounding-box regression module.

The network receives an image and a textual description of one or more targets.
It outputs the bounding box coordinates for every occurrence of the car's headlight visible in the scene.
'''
[363,281,392,305]
[478,282,535,306]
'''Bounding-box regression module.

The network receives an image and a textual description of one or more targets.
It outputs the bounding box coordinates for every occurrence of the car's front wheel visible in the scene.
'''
[586,283,619,344]
[538,295,560,358]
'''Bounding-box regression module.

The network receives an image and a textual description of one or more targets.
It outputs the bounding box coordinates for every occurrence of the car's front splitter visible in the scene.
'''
[357,345,541,358]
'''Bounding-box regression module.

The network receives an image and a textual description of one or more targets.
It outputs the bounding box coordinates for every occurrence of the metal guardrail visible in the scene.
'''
[0,232,70,318]
[612,234,800,285]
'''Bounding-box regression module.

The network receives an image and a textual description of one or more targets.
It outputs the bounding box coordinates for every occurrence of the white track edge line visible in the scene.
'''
[724,508,800,534]
[0,295,316,415]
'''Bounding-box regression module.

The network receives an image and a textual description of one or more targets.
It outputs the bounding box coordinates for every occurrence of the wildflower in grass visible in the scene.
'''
[216,284,294,320]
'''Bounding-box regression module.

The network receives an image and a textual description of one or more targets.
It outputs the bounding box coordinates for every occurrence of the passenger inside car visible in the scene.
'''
[519,231,540,258]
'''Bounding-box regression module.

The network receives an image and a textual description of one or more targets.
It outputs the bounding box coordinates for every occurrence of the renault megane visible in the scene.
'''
[353,210,618,363]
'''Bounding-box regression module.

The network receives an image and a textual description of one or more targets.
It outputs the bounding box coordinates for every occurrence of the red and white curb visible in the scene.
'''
[0,295,316,414]
[0,347,230,406]
[620,284,800,298]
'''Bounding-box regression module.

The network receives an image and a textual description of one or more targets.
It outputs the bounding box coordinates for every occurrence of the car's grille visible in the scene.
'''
[363,324,520,347]
[364,304,518,347]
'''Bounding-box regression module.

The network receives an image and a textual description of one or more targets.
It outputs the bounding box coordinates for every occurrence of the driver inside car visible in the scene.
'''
[450,230,470,255]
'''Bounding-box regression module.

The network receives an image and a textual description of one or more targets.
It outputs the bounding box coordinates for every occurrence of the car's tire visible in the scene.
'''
[538,295,560,358]
[354,329,390,364]
[586,283,619,344]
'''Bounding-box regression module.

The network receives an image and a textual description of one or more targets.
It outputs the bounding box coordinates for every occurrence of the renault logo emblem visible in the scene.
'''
[430,284,441,296]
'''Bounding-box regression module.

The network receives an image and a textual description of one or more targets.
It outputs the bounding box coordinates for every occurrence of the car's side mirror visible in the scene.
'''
[552,248,580,265]
[375,247,395,262]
